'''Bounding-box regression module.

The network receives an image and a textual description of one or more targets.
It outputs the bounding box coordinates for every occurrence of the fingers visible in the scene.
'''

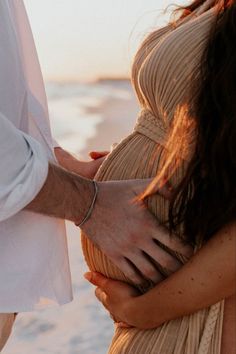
[91,156,107,169]
[131,178,173,201]
[84,272,113,292]
[152,225,194,259]
[113,258,144,285]
[95,288,133,328]
[155,178,173,200]
[130,178,153,197]
[85,272,138,329]
[127,252,164,283]
[89,151,109,160]
[95,287,108,308]
[144,241,182,273]
[117,322,133,329]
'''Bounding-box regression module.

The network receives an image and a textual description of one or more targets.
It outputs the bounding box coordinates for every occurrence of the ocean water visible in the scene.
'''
[47,80,135,154]
[3,80,137,354]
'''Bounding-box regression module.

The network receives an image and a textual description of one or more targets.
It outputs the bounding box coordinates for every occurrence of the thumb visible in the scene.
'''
[148,177,173,200]
[89,151,109,160]
[132,178,173,200]
[130,178,153,197]
[84,272,114,292]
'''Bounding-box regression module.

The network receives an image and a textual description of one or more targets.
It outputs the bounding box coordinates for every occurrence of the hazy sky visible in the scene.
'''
[24,0,184,82]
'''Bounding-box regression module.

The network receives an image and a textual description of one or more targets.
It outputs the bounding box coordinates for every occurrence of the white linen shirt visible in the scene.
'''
[0,0,72,312]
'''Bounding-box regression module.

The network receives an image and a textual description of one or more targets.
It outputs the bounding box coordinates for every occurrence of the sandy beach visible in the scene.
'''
[3,79,140,354]
[79,80,139,159]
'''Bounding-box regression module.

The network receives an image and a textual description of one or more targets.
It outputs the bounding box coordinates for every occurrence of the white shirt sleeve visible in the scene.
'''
[0,112,49,222]
[52,138,61,149]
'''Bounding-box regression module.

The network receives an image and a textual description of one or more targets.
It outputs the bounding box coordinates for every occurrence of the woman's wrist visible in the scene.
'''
[124,292,167,330]
[123,296,154,329]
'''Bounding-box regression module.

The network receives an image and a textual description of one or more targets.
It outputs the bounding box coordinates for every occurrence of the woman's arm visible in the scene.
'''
[54,147,109,179]
[85,221,236,329]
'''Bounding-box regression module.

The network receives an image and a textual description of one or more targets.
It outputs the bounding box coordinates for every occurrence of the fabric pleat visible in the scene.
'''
[81,1,224,353]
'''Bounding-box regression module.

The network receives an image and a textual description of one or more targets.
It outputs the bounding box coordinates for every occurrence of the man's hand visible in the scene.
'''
[54,147,109,179]
[82,179,193,285]
[55,147,193,283]
[27,160,192,284]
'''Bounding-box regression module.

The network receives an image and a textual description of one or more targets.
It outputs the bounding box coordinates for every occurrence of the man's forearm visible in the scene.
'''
[26,163,95,224]
[26,163,184,284]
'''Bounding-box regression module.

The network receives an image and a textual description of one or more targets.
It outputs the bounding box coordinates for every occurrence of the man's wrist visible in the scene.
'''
[26,163,96,224]
[64,170,95,224]
[75,180,98,227]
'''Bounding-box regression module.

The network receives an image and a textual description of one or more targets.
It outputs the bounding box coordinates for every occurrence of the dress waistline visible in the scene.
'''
[134,109,194,162]
[134,109,168,148]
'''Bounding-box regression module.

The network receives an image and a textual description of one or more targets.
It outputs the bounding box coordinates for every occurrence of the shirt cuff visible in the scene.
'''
[0,134,49,222]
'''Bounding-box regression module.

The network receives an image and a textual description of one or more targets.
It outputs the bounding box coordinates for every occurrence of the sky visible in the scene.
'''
[24,0,185,82]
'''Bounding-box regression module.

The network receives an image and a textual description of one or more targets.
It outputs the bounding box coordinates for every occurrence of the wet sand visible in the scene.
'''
[79,81,139,159]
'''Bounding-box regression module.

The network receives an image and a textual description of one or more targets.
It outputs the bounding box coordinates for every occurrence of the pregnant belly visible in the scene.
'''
[81,131,186,283]
[81,131,225,354]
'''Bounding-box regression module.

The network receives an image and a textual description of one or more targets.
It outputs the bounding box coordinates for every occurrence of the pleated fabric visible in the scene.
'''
[81,1,225,352]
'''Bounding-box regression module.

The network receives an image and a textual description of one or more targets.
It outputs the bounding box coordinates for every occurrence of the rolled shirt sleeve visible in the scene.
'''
[52,138,61,149]
[0,112,49,221]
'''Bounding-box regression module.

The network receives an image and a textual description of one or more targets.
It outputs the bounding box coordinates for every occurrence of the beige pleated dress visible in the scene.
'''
[81,1,225,353]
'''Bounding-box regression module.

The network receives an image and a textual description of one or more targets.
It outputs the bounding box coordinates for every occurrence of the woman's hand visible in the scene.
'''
[84,271,140,328]
[54,147,109,179]
[85,223,236,332]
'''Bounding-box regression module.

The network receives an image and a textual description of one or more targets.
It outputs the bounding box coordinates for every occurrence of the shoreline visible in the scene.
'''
[79,90,139,159]
[3,80,140,354]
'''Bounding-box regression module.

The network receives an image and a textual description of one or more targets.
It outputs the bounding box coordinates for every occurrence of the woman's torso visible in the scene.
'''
[82,2,234,353]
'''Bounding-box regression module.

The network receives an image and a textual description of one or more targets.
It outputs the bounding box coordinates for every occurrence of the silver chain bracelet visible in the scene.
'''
[75,180,98,228]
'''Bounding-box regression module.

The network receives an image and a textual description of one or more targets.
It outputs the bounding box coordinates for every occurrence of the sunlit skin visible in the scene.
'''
[26,2,235,352]
[54,147,109,179]
[85,193,236,354]
[77,1,236,351]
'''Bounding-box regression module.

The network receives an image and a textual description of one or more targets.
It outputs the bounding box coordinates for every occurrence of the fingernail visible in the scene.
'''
[84,272,92,281]
[117,322,132,329]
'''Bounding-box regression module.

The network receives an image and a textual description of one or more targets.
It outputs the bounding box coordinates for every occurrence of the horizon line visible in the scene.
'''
[44,75,131,85]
